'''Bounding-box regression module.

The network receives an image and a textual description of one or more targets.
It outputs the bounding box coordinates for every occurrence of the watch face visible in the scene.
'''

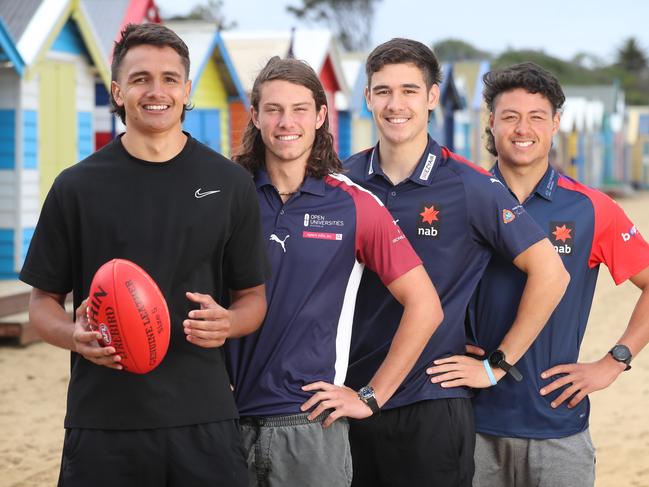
[488,350,505,367]
[611,345,631,362]
[359,386,375,401]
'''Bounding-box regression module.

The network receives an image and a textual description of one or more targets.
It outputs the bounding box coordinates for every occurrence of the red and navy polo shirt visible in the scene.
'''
[470,164,649,439]
[225,169,421,417]
[343,137,546,410]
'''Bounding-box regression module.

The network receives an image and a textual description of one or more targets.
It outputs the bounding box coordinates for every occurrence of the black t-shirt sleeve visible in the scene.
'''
[223,176,270,290]
[19,180,73,294]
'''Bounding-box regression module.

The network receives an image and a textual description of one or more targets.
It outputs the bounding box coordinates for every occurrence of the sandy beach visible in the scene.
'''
[1,192,648,487]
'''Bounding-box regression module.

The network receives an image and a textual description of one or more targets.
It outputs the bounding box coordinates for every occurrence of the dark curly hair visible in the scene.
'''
[483,62,565,156]
[365,38,442,90]
[234,56,342,178]
[110,23,192,124]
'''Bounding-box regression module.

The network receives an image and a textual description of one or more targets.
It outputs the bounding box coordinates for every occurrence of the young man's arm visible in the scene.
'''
[183,284,267,347]
[301,264,443,427]
[539,265,649,408]
[427,237,569,387]
[29,288,123,369]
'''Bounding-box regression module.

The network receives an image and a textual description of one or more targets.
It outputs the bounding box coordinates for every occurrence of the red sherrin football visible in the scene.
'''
[87,259,170,374]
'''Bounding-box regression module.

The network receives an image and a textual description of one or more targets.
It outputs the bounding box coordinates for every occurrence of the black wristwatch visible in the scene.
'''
[358,385,380,415]
[488,349,523,382]
[609,344,632,371]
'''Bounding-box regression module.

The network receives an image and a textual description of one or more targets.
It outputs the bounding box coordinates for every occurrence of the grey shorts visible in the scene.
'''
[240,411,352,487]
[473,429,596,487]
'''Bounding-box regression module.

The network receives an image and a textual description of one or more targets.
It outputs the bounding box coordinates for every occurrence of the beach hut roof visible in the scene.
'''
[82,0,160,60]
[222,29,349,102]
[440,63,464,112]
[164,21,247,104]
[0,0,43,43]
[0,17,24,75]
[0,0,110,85]
[563,85,624,115]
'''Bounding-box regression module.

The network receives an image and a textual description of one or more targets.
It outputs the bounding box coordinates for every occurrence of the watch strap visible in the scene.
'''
[488,350,523,382]
[358,386,380,415]
[609,344,632,371]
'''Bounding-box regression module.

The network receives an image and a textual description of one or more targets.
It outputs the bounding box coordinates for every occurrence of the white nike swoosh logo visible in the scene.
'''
[195,188,221,198]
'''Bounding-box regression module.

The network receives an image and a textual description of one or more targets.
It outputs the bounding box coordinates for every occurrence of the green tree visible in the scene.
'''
[492,49,613,85]
[616,37,648,72]
[286,0,382,51]
[432,39,491,62]
[164,0,236,30]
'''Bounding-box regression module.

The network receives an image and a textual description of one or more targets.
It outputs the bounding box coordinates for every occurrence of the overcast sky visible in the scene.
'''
[156,0,648,63]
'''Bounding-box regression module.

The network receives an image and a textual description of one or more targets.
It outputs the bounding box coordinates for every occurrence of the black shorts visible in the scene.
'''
[349,398,475,487]
[57,420,248,487]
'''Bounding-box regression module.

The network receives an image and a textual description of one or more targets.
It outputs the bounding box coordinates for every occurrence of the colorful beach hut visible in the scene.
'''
[166,21,247,157]
[0,0,109,278]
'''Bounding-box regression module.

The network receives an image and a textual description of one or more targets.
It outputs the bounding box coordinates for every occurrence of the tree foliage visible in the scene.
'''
[616,37,648,72]
[286,0,382,51]
[488,39,649,105]
[432,39,491,62]
[164,0,236,30]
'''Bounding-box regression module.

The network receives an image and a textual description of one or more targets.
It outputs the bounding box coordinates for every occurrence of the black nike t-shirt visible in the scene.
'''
[20,134,269,429]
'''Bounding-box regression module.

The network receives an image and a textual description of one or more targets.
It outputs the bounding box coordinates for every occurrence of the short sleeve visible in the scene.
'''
[354,190,422,286]
[589,193,649,285]
[223,176,270,290]
[466,174,546,261]
[19,180,73,293]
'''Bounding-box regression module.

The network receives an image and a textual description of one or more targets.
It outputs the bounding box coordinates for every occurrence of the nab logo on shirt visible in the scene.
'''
[550,221,575,255]
[417,203,441,238]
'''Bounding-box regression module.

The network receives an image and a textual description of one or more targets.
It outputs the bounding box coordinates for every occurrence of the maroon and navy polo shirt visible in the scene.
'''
[470,164,649,439]
[343,137,546,409]
[225,169,421,417]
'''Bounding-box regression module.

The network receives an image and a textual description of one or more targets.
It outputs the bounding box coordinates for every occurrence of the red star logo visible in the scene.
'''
[420,206,439,225]
[553,224,572,242]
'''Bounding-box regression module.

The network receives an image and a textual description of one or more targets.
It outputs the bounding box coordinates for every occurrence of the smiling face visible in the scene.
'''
[251,79,326,169]
[365,62,439,149]
[490,88,560,171]
[111,44,191,137]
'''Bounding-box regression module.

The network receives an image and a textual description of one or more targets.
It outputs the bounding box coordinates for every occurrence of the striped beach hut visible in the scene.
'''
[0,0,109,278]
[167,21,247,157]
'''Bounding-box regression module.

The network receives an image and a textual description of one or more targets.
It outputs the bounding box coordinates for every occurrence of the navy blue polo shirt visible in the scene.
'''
[225,169,421,417]
[470,163,649,439]
[343,137,546,409]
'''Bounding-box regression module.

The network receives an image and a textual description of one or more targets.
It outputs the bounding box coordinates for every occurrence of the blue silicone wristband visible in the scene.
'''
[483,359,498,386]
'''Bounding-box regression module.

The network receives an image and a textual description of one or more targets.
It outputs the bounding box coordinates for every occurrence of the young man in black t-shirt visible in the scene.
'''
[19,24,268,487]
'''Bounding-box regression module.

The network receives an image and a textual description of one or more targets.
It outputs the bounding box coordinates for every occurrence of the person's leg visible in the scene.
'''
[166,421,249,487]
[57,428,165,487]
[527,429,596,487]
[350,398,475,487]
[240,417,269,487]
[259,412,352,487]
[473,433,521,487]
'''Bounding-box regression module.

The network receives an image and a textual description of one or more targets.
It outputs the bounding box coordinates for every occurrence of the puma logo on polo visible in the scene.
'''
[270,234,290,253]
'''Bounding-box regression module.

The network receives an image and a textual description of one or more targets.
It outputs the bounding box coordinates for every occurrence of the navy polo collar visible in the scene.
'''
[255,167,326,197]
[491,163,559,202]
[364,137,443,186]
